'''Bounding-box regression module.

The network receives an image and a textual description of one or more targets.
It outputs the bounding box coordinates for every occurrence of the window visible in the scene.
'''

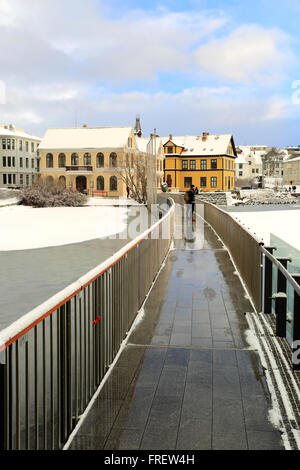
[225,176,227,186]
[31,142,34,152]
[110,176,118,191]
[8,174,12,184]
[182,160,188,170]
[97,153,104,168]
[71,153,79,166]
[252,169,255,174]
[211,177,217,188]
[109,153,117,168]
[239,164,243,169]
[20,158,23,168]
[2,157,6,167]
[13,174,16,184]
[200,177,207,187]
[25,142,29,152]
[7,139,11,150]
[32,159,34,169]
[46,153,53,168]
[20,174,23,185]
[84,153,91,166]
[97,176,104,191]
[19,140,23,151]
[2,139,6,150]
[26,174,30,185]
[256,169,259,173]
[3,174,7,185]
[58,153,66,168]
[12,157,15,167]
[225,160,228,169]
[167,146,173,154]
[184,177,192,188]
[211,160,217,169]
[12,139,15,150]
[239,171,243,177]
[59,176,66,188]
[200,160,207,170]
[249,161,252,165]
[26,158,29,168]
[190,160,196,170]
[8,157,11,167]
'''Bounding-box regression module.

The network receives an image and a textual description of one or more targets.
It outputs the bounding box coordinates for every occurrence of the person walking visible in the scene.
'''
[126,186,130,199]
[184,184,196,221]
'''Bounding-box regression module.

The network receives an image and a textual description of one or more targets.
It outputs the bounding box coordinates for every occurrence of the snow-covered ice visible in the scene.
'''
[230,209,300,251]
[0,205,127,251]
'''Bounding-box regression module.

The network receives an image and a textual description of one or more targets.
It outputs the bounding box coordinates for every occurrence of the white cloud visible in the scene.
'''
[194,25,294,83]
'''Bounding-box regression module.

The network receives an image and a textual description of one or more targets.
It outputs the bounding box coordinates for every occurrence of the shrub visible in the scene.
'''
[20,179,87,208]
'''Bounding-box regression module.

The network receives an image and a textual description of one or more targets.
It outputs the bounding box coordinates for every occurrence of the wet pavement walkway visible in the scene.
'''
[68,205,284,450]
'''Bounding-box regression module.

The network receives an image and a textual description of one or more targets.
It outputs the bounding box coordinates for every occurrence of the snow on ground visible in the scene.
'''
[0,205,127,251]
[0,198,19,207]
[230,209,300,250]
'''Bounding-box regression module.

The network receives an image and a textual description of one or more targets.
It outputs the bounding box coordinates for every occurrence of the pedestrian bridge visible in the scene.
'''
[1,195,299,450]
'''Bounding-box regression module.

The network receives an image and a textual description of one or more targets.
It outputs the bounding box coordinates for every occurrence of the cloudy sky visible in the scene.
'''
[1,0,300,146]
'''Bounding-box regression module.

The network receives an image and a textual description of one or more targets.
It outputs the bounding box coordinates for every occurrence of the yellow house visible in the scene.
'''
[39,126,156,197]
[162,132,237,192]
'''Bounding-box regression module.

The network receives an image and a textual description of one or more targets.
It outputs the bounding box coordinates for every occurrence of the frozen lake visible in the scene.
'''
[225,204,300,251]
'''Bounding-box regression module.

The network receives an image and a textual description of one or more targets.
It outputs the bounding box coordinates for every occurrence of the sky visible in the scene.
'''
[1,0,300,146]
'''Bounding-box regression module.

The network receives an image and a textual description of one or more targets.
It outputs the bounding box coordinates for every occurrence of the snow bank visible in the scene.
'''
[0,205,127,251]
[230,209,300,250]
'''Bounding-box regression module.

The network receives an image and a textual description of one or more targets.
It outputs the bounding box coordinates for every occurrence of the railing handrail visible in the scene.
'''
[0,199,175,352]
[196,197,265,245]
[261,245,300,297]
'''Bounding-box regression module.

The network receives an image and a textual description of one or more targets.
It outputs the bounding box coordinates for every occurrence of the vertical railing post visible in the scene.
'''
[276,257,291,293]
[272,293,287,337]
[292,274,300,371]
[263,247,277,314]
[0,351,6,450]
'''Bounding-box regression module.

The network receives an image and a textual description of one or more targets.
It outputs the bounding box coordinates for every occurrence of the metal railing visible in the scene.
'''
[198,198,300,370]
[0,199,175,450]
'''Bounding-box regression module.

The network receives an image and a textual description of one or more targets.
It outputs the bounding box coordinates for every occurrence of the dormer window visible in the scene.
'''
[167,147,173,154]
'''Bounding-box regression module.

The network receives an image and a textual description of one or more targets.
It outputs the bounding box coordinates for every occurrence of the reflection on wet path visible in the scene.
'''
[69,204,283,450]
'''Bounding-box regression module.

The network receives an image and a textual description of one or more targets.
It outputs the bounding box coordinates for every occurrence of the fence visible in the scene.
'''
[0,198,175,450]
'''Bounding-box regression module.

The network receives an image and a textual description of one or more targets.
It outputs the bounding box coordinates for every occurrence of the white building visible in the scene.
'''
[0,124,41,188]
[235,146,268,182]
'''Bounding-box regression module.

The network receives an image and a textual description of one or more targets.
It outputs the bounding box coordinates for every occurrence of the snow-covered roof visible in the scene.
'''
[235,146,267,165]
[161,134,235,157]
[0,125,41,141]
[136,137,151,153]
[39,127,133,150]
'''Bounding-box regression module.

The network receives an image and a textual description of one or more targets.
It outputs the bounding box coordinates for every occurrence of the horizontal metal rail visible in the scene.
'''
[0,198,175,450]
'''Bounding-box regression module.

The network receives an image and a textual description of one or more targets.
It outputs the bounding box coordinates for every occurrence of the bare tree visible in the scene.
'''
[114,153,148,204]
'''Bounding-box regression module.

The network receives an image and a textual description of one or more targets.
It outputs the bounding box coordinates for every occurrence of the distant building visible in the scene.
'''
[39,124,158,198]
[262,148,289,179]
[162,132,237,192]
[0,124,41,188]
[283,156,300,186]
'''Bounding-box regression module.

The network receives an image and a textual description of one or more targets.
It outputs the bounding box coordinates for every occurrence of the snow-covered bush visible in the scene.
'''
[20,179,87,208]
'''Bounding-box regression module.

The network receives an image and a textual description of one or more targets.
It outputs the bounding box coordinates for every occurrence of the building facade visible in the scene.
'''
[235,146,267,183]
[0,124,41,188]
[162,132,237,192]
[39,126,157,198]
[283,156,300,186]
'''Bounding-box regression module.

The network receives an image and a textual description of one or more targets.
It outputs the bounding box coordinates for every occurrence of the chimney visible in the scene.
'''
[134,115,143,137]
[202,131,210,142]
[83,124,87,128]
[169,133,173,141]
